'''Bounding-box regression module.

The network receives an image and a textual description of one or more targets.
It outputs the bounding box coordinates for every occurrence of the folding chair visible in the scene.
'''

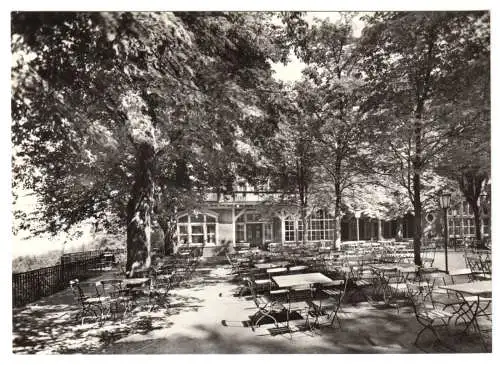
[96,279,133,319]
[421,247,436,269]
[245,278,286,331]
[69,279,106,325]
[286,285,316,333]
[348,261,377,303]
[309,279,347,329]
[406,282,454,350]
[147,273,172,311]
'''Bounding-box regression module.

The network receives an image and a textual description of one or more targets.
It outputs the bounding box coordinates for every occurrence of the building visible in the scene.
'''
[173,184,416,254]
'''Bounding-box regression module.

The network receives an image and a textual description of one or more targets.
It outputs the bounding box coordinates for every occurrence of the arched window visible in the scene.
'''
[177,212,218,245]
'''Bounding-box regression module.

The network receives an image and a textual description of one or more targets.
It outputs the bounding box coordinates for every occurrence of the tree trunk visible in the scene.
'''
[412,173,423,266]
[412,115,423,267]
[159,220,176,256]
[471,203,484,248]
[126,142,155,275]
[333,182,342,250]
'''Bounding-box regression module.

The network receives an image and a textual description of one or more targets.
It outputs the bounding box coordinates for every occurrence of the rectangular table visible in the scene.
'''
[439,281,492,350]
[122,278,150,288]
[254,261,289,270]
[439,281,491,296]
[272,272,334,288]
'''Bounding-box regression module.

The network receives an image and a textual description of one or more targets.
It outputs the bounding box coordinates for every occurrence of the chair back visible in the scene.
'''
[98,279,124,297]
[288,285,315,304]
[70,279,98,304]
[406,282,432,314]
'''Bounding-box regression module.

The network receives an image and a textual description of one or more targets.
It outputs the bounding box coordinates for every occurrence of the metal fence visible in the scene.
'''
[12,248,125,307]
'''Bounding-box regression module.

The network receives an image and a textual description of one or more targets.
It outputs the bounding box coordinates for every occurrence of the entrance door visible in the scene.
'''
[246,224,263,248]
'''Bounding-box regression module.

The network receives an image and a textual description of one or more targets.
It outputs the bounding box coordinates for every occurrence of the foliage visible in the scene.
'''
[358,11,490,263]
[12,12,287,269]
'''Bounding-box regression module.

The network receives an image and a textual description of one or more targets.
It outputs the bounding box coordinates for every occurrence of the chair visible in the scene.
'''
[309,279,347,329]
[406,282,454,350]
[421,247,436,268]
[96,279,133,319]
[147,273,172,311]
[69,279,107,325]
[286,285,316,332]
[348,262,376,303]
[245,278,286,331]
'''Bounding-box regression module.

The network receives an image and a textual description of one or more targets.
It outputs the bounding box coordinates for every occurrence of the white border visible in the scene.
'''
[2,1,498,365]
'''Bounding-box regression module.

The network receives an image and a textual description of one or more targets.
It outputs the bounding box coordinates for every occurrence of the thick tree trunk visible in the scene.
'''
[159,221,175,256]
[126,143,155,275]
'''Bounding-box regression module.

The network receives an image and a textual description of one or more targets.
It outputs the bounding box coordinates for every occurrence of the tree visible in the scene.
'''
[294,15,370,248]
[358,11,490,265]
[12,12,285,272]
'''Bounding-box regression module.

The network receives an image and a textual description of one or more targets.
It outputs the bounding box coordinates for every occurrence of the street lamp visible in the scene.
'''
[439,192,451,273]
[354,211,361,242]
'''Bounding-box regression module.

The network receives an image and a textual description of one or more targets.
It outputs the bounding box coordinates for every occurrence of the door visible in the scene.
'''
[246,223,263,248]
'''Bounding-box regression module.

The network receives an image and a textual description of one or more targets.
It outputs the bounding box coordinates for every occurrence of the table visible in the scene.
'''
[272,272,334,288]
[254,261,289,270]
[267,267,288,275]
[439,281,492,350]
[122,278,150,288]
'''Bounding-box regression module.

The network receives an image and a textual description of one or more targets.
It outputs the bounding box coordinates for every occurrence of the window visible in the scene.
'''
[464,218,475,236]
[191,224,204,243]
[264,223,273,242]
[454,218,463,236]
[179,224,189,243]
[177,213,218,244]
[207,224,216,243]
[307,209,334,241]
[297,219,304,241]
[236,223,245,242]
[482,218,489,235]
[285,219,295,242]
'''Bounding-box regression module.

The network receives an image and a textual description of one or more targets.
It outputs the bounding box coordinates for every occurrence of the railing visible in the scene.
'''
[13,249,124,307]
[60,248,124,265]
[204,191,297,203]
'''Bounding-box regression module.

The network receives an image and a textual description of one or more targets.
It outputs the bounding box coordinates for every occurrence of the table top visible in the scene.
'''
[272,272,334,288]
[439,281,492,296]
[122,278,150,287]
[254,261,289,269]
[267,267,288,274]
[369,264,399,271]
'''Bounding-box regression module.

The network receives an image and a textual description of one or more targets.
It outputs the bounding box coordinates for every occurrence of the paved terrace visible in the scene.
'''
[12,251,491,354]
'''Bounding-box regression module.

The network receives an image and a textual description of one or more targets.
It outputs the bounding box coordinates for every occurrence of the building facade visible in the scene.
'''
[174,187,416,252]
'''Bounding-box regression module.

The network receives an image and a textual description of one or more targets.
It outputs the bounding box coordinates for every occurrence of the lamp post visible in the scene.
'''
[354,211,361,242]
[439,193,451,273]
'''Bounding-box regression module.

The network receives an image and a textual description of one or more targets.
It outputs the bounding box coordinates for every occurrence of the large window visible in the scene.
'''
[284,210,334,242]
[307,210,334,241]
[177,212,218,245]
